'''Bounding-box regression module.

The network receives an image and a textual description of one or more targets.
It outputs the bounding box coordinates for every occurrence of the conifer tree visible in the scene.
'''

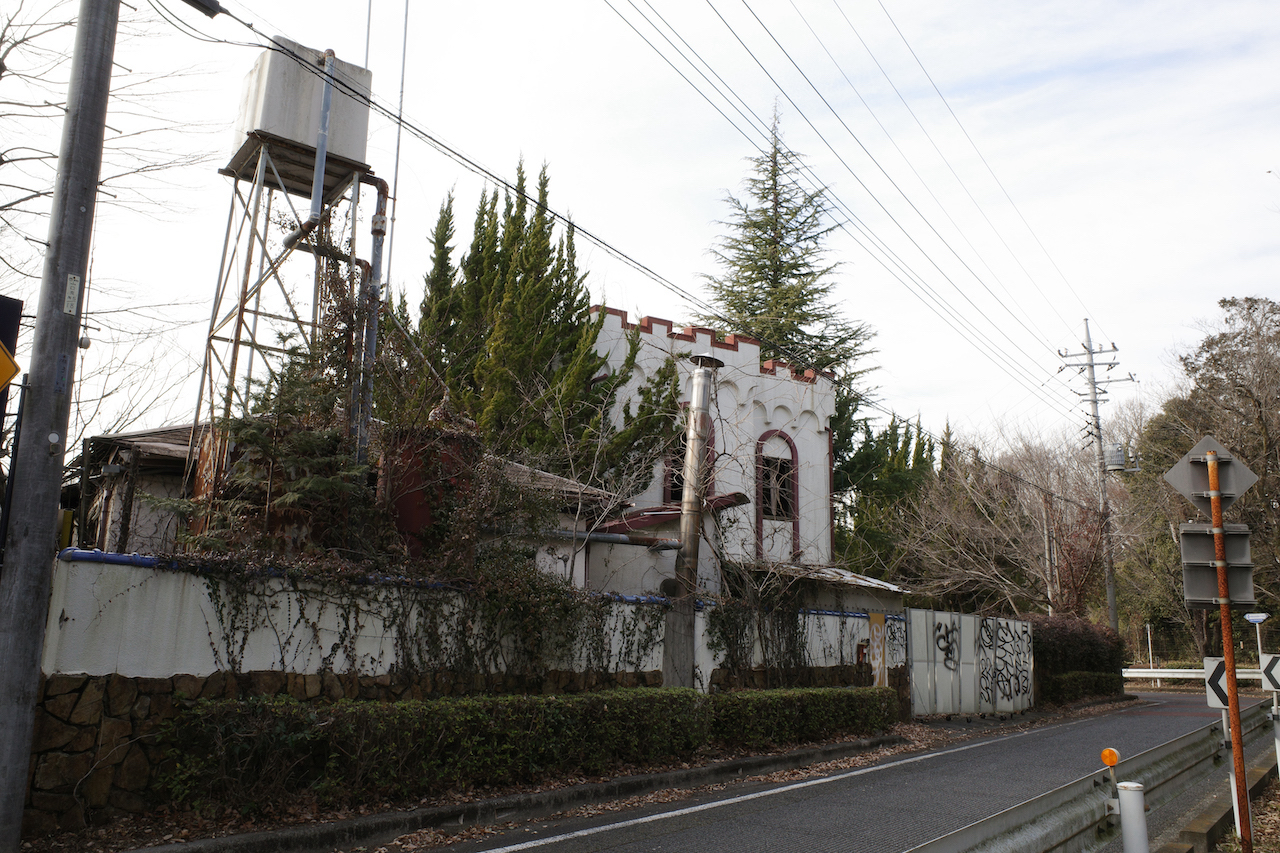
[698,114,871,374]
[702,115,896,570]
[405,163,679,492]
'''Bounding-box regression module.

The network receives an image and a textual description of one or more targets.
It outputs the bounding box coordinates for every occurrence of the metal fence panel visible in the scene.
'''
[909,609,1032,717]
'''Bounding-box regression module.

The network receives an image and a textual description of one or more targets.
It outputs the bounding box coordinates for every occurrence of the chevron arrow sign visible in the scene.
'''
[1204,657,1229,709]
[1262,654,1280,692]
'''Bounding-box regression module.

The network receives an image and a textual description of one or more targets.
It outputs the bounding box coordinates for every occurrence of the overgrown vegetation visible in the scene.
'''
[1025,614,1124,678]
[159,687,899,813]
[707,570,808,687]
[167,543,667,685]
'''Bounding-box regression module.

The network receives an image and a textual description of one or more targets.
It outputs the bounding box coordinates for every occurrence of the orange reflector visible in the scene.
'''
[1101,748,1120,767]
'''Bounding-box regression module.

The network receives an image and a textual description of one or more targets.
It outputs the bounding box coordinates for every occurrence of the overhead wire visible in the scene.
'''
[682,1,1083,419]
[873,0,1106,343]
[599,1,1070,414]
[716,0,1075,382]
[608,0,1081,421]
[153,0,1095,510]
[161,0,1081,424]
[801,0,1063,347]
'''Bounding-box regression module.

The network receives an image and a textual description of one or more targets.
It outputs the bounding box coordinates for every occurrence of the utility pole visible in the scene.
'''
[0,2,120,848]
[1060,319,1133,632]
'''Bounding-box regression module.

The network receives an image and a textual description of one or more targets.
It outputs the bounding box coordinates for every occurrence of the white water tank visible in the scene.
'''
[230,37,372,174]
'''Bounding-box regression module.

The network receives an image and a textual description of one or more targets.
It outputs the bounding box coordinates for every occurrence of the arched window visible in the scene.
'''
[756,430,799,558]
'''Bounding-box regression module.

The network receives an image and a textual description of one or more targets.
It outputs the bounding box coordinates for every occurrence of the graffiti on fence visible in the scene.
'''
[886,617,906,669]
[934,620,960,671]
[978,618,1034,705]
[911,609,1033,716]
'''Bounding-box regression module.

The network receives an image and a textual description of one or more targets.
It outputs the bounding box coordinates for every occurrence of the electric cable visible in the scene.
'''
[157,0,1082,421]
[874,0,1107,343]
[802,0,1064,347]
[607,1,1081,420]
[152,1,1099,510]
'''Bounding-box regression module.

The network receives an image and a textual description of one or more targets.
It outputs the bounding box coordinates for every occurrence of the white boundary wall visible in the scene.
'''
[43,555,922,696]
[41,556,665,679]
[908,608,1033,716]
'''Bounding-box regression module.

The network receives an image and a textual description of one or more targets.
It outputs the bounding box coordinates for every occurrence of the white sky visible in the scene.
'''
[16,0,1280,447]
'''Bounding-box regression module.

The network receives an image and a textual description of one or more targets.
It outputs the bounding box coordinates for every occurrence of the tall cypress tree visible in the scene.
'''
[407,163,679,491]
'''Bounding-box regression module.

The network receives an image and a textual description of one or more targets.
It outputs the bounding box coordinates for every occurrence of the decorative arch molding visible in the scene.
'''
[755,429,800,559]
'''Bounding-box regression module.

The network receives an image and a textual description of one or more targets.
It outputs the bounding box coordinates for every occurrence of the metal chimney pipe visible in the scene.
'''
[664,352,721,691]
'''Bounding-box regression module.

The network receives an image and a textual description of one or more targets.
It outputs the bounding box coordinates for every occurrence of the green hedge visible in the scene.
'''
[1038,671,1126,705]
[1026,614,1125,677]
[161,686,898,811]
[708,687,899,749]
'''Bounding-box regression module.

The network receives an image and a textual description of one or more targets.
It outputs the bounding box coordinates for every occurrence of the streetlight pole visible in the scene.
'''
[0,2,120,848]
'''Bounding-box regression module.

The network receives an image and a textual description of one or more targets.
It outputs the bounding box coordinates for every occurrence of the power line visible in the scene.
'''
[609,1,1081,421]
[152,2,1097,510]
[874,0,1107,343]
[810,0,1068,346]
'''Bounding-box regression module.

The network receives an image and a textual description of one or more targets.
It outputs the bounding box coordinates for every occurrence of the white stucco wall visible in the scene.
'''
[591,309,837,596]
[41,556,667,680]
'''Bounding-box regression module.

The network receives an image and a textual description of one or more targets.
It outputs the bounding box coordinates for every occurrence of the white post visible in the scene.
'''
[1117,782,1149,853]
[1257,621,1265,670]
[1273,687,1280,784]
[1147,622,1160,687]
[1223,709,1248,838]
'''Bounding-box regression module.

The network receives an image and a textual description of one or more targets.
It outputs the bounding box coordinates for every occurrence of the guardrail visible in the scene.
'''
[904,701,1269,853]
[1124,667,1264,681]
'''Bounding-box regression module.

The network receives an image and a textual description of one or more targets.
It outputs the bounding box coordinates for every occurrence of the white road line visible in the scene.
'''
[472,722,1083,852]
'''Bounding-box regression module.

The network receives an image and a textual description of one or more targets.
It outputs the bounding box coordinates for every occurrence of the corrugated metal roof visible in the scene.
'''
[765,563,906,594]
[493,456,624,508]
[93,423,207,460]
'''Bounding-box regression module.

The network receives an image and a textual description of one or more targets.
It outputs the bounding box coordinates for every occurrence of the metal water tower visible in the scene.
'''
[193,38,382,499]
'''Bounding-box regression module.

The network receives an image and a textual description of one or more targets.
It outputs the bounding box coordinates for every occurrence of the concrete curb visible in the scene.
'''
[1176,751,1278,853]
[129,733,904,853]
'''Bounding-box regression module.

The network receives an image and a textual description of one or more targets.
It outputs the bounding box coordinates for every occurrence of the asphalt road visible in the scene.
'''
[441,692,1259,853]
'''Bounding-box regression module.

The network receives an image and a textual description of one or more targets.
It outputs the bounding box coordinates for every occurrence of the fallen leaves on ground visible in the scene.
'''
[1216,776,1280,853]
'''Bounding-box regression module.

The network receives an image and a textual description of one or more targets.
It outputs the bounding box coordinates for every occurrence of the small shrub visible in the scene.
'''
[1039,671,1125,705]
[708,687,899,749]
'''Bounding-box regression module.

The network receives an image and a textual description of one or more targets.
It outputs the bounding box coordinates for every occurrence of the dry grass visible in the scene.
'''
[1217,777,1280,853]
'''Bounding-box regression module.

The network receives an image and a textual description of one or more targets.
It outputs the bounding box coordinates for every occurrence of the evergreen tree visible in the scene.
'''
[400,163,680,491]
[698,114,872,373]
[701,114,892,569]
[833,416,935,577]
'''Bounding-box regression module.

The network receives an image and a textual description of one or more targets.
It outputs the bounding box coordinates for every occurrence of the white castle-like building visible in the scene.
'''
[564,307,848,600]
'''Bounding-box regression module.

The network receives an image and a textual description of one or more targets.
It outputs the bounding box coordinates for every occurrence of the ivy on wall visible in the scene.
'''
[171,545,666,686]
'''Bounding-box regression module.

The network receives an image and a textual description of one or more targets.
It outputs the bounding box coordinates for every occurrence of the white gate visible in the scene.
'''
[908,609,1033,716]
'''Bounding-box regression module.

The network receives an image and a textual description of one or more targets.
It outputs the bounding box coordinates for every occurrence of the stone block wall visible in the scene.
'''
[25,674,177,836]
